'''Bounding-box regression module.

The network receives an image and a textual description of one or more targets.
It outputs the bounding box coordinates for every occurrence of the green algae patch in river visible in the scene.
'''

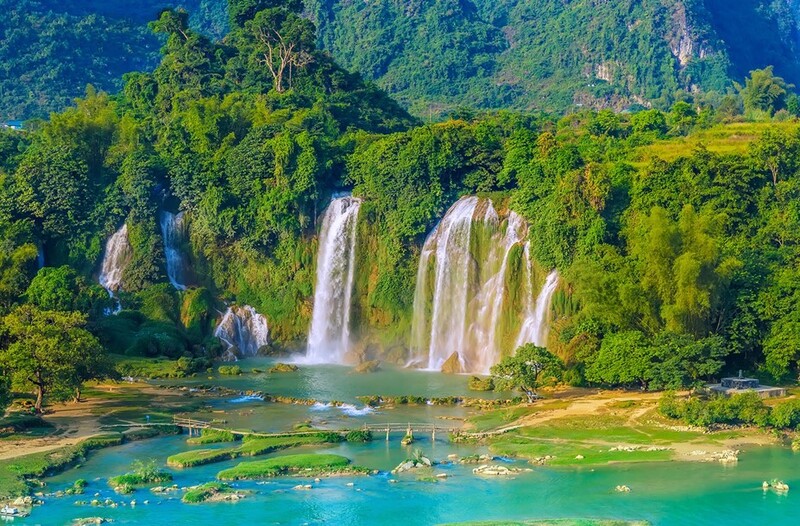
[108,460,172,493]
[185,429,235,445]
[182,482,246,503]
[216,453,366,480]
[167,433,342,468]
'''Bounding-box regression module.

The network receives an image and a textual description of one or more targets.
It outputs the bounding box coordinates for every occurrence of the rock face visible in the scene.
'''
[269,363,298,373]
[391,456,432,473]
[214,305,270,360]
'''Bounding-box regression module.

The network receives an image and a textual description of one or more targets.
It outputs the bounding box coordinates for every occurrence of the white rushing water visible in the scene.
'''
[410,196,559,374]
[305,196,362,364]
[215,305,270,359]
[160,211,188,290]
[411,196,479,372]
[515,268,559,349]
[98,224,132,295]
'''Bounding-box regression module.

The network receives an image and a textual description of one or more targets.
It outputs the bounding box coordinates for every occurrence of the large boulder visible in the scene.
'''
[440,352,463,374]
[354,360,381,374]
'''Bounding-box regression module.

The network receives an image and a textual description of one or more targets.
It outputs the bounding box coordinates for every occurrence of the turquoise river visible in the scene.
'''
[13,361,800,526]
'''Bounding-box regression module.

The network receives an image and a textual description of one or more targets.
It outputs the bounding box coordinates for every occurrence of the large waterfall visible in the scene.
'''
[305,196,362,364]
[160,211,188,290]
[215,306,270,360]
[410,196,558,374]
[99,224,132,295]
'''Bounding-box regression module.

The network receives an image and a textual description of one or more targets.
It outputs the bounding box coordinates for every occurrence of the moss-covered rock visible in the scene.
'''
[269,363,298,373]
[353,360,380,373]
[468,376,495,391]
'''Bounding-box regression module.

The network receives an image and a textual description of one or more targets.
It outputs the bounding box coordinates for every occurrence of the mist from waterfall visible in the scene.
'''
[214,306,270,360]
[305,196,362,364]
[410,196,559,374]
[160,211,188,290]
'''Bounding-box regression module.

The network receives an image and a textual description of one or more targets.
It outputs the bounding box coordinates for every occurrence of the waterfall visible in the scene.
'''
[410,196,559,374]
[160,211,188,290]
[411,196,479,372]
[305,196,362,364]
[215,306,270,360]
[36,242,45,269]
[516,268,560,349]
[98,224,132,295]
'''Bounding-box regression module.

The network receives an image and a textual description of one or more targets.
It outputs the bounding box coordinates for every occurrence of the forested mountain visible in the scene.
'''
[307,0,800,115]
[3,0,800,119]
[0,0,228,120]
[1,0,800,411]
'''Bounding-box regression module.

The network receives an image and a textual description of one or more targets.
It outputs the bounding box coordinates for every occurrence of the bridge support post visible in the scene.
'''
[386,428,390,442]
[432,428,436,442]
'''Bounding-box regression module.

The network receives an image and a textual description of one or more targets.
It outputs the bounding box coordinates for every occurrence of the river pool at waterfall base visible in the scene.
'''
[15,364,800,526]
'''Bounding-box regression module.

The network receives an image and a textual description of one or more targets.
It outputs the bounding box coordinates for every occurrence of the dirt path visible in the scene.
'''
[0,382,198,461]
[0,400,106,460]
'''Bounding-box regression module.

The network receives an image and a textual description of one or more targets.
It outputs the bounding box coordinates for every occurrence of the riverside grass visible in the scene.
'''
[485,413,712,466]
[186,429,235,445]
[216,454,362,480]
[0,434,123,498]
[167,434,340,468]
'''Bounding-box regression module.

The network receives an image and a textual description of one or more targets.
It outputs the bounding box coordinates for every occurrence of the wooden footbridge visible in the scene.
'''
[171,417,462,441]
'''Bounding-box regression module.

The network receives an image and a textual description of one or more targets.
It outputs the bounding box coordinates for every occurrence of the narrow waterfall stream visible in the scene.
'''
[305,196,362,364]
[160,211,188,290]
[98,224,132,314]
[516,268,559,348]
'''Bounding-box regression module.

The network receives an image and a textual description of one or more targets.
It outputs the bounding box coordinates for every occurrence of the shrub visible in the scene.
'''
[468,376,494,391]
[345,430,372,442]
[771,399,800,429]
[218,365,242,375]
[217,454,354,480]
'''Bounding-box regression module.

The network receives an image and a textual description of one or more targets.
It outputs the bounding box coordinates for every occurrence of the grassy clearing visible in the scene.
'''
[468,402,570,433]
[487,413,713,466]
[186,429,235,445]
[167,434,340,468]
[0,434,123,498]
[489,435,673,466]
[111,355,191,379]
[632,121,796,165]
[216,454,360,480]
[0,413,54,440]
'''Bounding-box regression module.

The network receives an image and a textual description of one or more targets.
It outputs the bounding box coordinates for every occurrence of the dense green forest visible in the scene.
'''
[0,0,229,120]
[3,0,800,119]
[1,0,800,411]
[309,0,800,115]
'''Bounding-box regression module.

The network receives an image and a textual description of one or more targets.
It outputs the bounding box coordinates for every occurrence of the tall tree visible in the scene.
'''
[0,306,107,411]
[739,66,794,116]
[247,9,315,93]
[491,344,562,402]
